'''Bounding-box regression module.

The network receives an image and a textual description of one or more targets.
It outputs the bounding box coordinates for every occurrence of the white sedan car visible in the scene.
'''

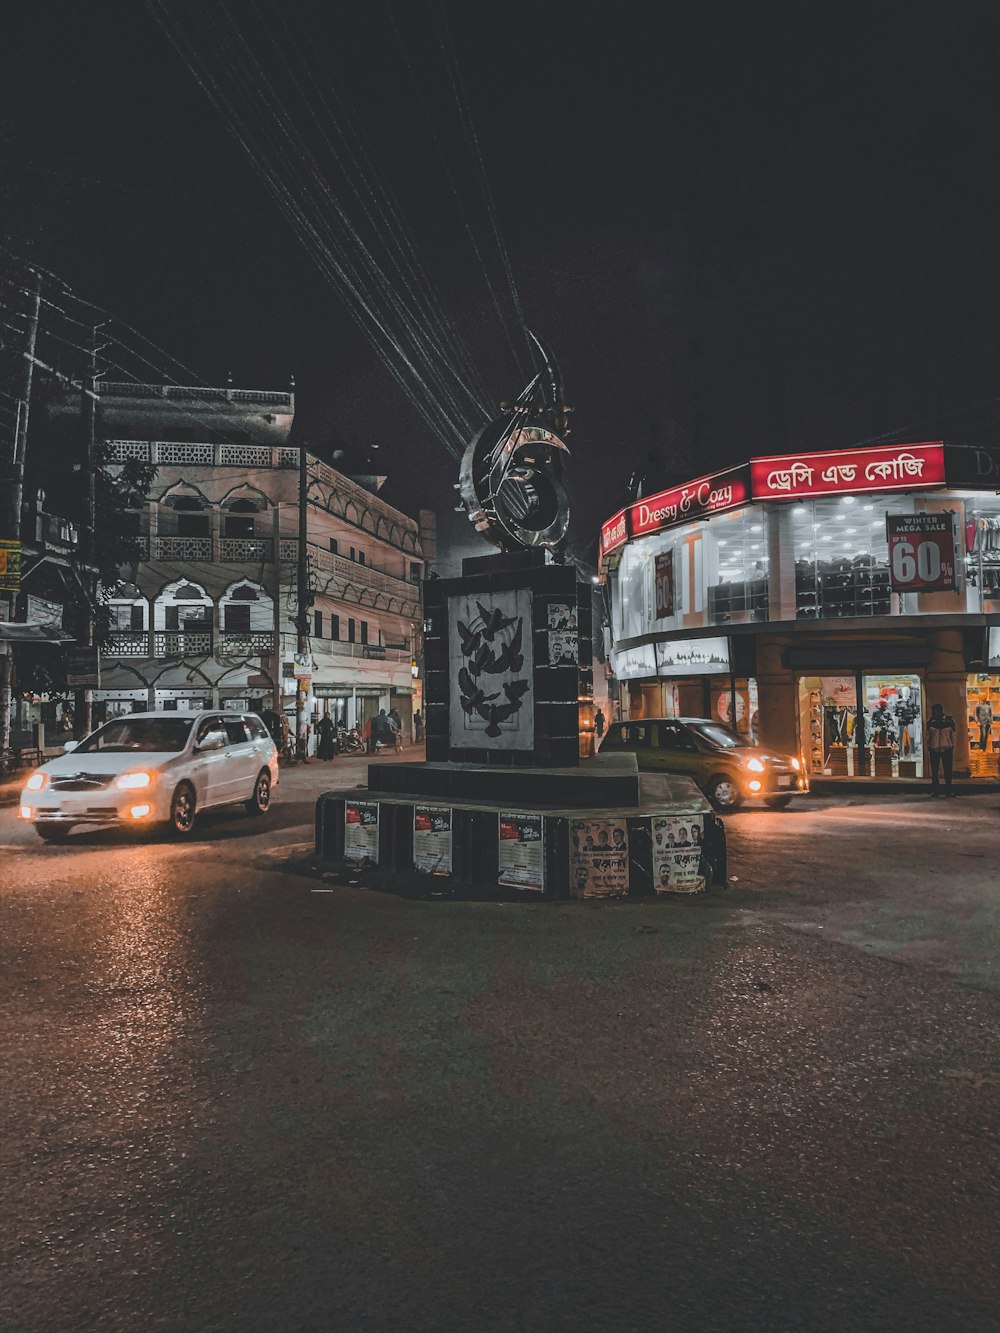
[19,710,279,841]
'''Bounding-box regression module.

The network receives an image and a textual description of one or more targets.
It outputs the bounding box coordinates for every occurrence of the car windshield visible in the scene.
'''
[75,718,194,753]
[687,722,743,750]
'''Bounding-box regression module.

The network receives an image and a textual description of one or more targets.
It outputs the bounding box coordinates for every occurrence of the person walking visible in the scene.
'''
[363,714,374,754]
[975,698,993,751]
[413,710,424,743]
[594,707,605,739]
[388,706,403,753]
[927,702,957,797]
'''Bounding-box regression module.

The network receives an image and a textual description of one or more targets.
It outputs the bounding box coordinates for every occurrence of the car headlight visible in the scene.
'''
[25,772,48,791]
[790,757,801,771]
[745,757,765,774]
[115,771,152,790]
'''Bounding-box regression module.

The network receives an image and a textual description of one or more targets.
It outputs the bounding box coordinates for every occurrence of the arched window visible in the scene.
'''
[219,580,274,643]
[165,494,211,538]
[223,498,260,539]
[154,580,213,637]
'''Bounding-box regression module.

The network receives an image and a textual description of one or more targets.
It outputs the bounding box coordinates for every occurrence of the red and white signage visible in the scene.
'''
[750,442,945,501]
[629,464,751,539]
[600,508,629,558]
[654,550,674,618]
[886,513,957,592]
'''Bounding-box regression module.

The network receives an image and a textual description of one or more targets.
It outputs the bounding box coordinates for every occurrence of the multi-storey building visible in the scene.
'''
[600,439,1000,784]
[49,382,426,736]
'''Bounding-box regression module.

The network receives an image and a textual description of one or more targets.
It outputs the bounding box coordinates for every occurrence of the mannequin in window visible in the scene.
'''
[870,700,895,747]
[893,688,920,757]
[825,703,848,746]
[975,698,994,750]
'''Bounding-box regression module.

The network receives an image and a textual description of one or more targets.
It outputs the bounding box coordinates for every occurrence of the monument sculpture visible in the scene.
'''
[316,337,726,897]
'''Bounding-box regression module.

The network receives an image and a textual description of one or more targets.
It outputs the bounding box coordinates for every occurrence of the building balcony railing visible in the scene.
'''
[153,630,213,657]
[218,537,273,562]
[101,383,294,408]
[279,541,420,608]
[309,639,411,662]
[145,535,274,563]
[218,630,275,656]
[106,631,149,658]
[153,536,213,561]
[103,630,275,660]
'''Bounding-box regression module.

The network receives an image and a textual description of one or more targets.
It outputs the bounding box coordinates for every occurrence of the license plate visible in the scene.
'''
[777,775,792,788]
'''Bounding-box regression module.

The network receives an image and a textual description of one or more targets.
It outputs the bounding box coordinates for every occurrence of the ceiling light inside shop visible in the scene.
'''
[793,506,808,516]
[845,528,857,534]
[751,524,762,532]
[863,503,874,511]
[842,496,856,505]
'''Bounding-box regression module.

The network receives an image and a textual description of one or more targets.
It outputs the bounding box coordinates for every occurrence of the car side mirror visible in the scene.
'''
[197,731,227,752]
[62,740,79,753]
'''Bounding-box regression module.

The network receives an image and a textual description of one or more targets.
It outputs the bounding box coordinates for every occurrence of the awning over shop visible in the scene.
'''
[0,621,74,644]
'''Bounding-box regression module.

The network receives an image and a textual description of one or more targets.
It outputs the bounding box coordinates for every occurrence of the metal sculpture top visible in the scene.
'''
[459,332,572,555]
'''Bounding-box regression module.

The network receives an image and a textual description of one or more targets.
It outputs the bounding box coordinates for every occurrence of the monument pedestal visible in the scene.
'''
[315,551,727,897]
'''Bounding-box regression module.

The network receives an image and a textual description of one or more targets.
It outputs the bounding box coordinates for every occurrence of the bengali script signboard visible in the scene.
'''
[629,464,751,540]
[600,508,629,558]
[750,442,945,501]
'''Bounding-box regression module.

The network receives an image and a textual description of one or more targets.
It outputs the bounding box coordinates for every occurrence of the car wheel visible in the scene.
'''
[763,795,793,810]
[707,775,743,812]
[36,824,71,842]
[245,768,271,816]
[168,782,197,836]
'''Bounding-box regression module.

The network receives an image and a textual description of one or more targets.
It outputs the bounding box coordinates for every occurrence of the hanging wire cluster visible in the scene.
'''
[145,0,537,462]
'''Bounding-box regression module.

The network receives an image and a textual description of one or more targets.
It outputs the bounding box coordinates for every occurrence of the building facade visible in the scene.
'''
[54,383,424,736]
[600,440,1000,782]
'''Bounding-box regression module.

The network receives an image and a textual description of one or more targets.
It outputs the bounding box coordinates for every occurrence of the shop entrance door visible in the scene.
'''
[798,676,861,777]
[798,672,924,779]
[862,673,923,778]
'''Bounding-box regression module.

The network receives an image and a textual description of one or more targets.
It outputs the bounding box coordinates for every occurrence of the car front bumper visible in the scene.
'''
[18,788,169,827]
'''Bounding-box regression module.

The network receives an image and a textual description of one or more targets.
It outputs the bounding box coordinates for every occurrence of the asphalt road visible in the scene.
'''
[2,759,998,1332]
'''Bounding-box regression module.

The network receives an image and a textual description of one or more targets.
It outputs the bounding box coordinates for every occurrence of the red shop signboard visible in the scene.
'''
[750,441,946,501]
[629,463,751,539]
[600,508,629,558]
[886,513,957,592]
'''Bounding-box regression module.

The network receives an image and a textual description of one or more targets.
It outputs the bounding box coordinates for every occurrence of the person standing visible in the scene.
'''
[316,712,335,761]
[594,707,605,739]
[413,710,424,742]
[975,698,993,751]
[927,702,957,797]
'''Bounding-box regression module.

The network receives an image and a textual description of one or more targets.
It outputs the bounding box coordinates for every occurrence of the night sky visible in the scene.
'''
[5,3,1000,567]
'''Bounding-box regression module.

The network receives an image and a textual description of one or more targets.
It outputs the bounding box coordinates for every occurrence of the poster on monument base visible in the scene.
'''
[414,806,452,875]
[651,816,706,893]
[498,812,544,892]
[344,801,379,865]
[569,817,629,899]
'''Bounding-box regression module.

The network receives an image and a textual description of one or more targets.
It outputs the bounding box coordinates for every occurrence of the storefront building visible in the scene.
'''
[600,441,1000,782]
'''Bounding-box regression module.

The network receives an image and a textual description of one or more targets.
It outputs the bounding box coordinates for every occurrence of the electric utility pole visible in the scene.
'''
[74,322,99,739]
[0,268,41,770]
[295,443,311,761]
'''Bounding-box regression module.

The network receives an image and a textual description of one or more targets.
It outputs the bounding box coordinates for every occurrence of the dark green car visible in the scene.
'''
[598,717,808,812]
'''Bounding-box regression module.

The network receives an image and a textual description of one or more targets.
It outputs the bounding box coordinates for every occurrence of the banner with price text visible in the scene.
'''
[886,513,956,593]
